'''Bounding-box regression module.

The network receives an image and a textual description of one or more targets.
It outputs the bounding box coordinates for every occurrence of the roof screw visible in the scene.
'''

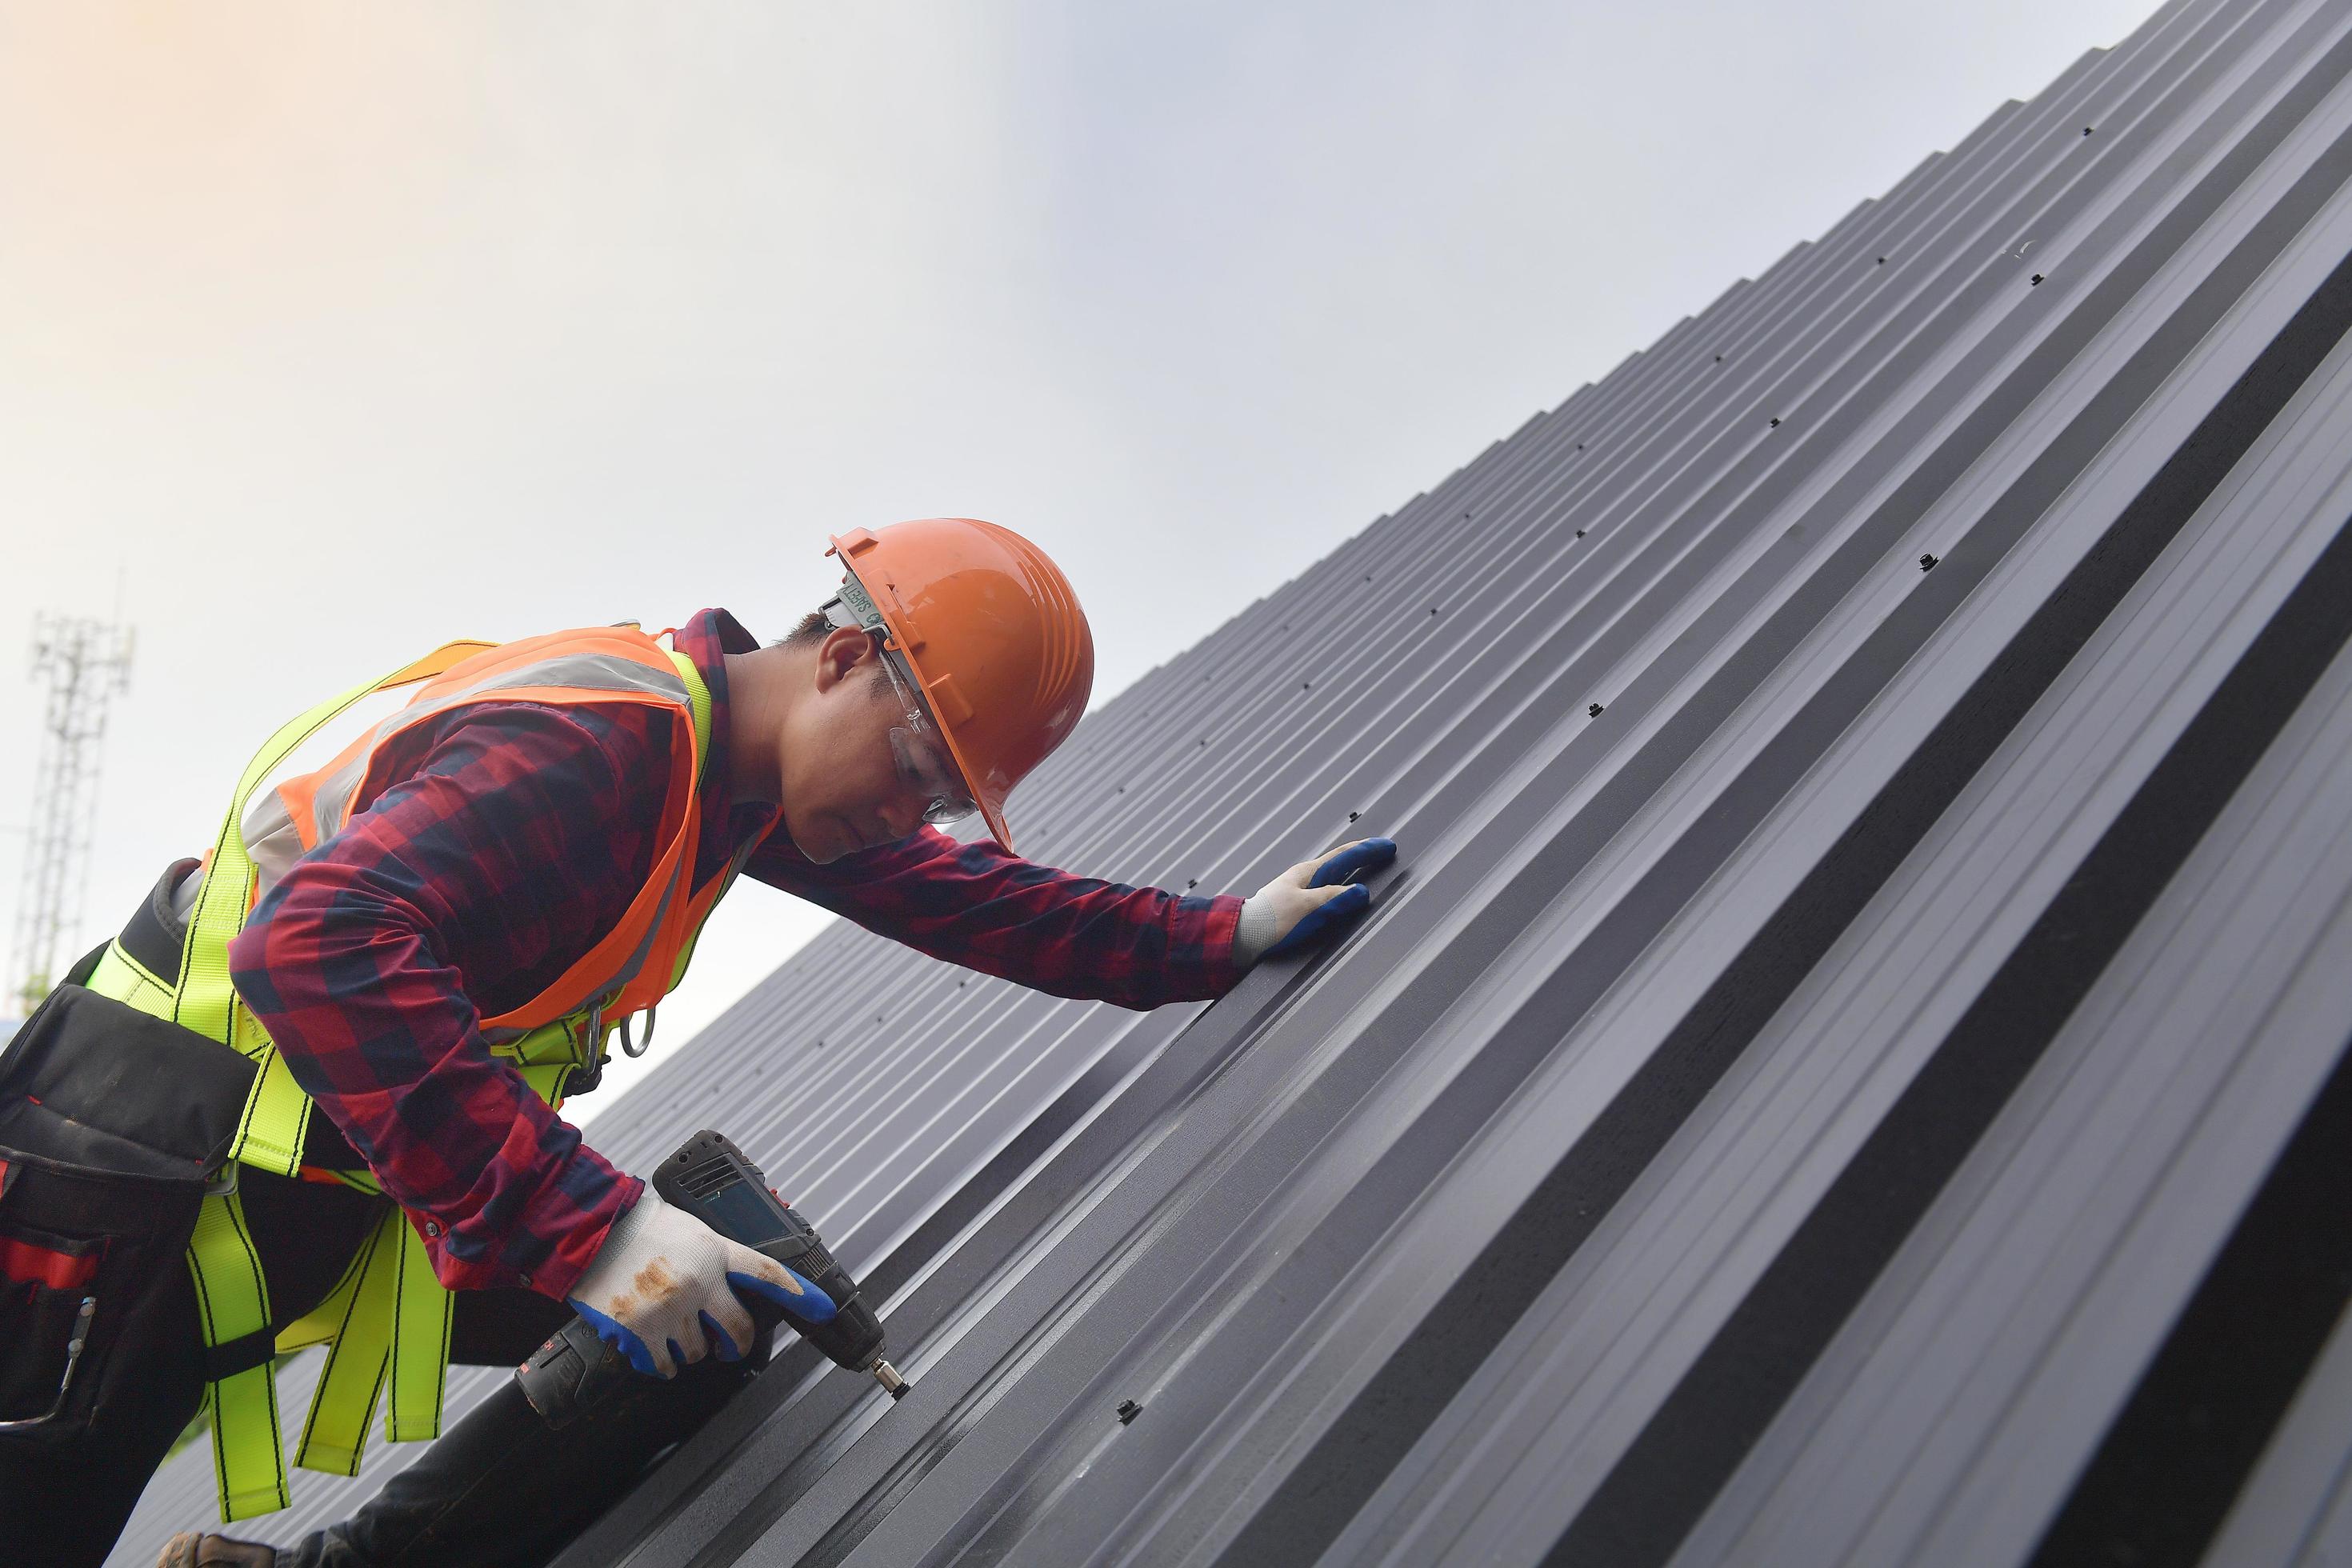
[1575,529,1586,538]
[1186,878,1198,890]
[2082,126,2094,136]
[1302,680,1312,690]
[1117,1399,1142,1425]
[1588,702,1604,718]
[1919,553,1939,571]
[1769,417,1781,428]
[1348,810,1361,822]
[2030,274,2045,286]
[1429,606,1439,615]
[1876,256,1887,265]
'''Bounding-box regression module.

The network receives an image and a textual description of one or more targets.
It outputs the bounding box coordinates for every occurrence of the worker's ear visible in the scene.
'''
[812,626,874,694]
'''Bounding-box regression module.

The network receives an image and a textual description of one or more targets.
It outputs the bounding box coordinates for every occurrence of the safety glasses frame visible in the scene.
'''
[823,598,979,828]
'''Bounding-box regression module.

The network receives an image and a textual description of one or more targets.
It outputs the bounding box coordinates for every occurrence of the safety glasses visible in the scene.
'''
[825,597,978,827]
[872,644,979,826]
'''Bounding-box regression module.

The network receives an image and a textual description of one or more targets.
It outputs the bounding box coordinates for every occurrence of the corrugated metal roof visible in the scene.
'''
[109,0,2352,1560]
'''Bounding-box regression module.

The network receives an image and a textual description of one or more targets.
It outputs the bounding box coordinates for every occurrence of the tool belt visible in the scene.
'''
[0,949,255,1448]
[62,854,460,1524]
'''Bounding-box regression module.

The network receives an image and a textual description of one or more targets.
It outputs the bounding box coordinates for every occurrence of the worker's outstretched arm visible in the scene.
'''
[752,831,1397,1009]
[754,828,1244,1008]
[227,704,668,1302]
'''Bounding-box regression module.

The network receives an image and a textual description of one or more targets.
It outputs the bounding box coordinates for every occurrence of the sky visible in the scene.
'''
[0,0,2159,1115]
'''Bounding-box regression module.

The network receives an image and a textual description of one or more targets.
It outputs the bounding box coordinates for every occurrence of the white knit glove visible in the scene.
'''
[1232,838,1398,966]
[566,1187,827,1379]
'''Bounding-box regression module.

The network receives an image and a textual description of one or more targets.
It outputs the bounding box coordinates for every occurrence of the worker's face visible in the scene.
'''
[776,626,938,864]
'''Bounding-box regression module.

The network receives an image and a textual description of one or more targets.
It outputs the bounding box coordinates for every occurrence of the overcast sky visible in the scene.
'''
[0,0,2158,1114]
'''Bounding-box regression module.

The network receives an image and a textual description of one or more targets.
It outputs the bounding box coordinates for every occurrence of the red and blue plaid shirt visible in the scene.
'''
[227,610,1245,1301]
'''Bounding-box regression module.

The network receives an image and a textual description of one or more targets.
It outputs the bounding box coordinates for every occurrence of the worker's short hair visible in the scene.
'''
[775,609,831,648]
[773,607,894,698]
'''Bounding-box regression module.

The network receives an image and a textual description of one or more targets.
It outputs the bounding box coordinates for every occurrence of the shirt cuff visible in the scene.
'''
[1231,894,1280,969]
[526,1170,646,1302]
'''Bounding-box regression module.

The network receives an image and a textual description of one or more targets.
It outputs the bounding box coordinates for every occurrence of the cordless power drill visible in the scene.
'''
[517,1128,909,1426]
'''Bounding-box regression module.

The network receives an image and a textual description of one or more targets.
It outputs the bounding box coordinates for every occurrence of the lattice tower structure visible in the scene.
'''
[9,614,134,1015]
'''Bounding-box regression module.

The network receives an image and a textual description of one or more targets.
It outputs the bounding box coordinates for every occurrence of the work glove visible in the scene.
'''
[154,1532,276,1567]
[566,1186,835,1379]
[1234,838,1398,965]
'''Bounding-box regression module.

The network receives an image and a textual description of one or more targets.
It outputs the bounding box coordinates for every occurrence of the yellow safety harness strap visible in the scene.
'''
[386,1213,454,1441]
[174,642,488,1522]
[188,1190,288,1522]
[666,646,713,761]
[179,677,374,1169]
[653,646,722,996]
[276,1200,450,1470]
[518,1061,574,1107]
[178,643,493,1178]
[280,1215,386,1476]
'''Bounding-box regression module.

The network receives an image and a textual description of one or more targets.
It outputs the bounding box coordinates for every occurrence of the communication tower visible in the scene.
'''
[9,614,134,1015]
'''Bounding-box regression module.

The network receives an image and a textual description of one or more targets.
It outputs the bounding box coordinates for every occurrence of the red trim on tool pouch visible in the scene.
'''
[0,1232,102,1293]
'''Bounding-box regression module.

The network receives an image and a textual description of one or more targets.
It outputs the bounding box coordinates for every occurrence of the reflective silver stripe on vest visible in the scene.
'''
[242,790,306,903]
[169,789,311,925]
[305,651,690,845]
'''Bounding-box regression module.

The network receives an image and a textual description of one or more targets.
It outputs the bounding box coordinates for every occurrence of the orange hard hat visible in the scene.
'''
[826,518,1094,851]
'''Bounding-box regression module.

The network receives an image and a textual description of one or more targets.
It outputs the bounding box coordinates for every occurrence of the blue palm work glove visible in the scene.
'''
[1234,838,1399,964]
[567,1187,835,1379]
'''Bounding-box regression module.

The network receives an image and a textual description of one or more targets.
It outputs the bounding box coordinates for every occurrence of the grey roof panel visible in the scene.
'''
[2206,1303,2352,1564]
[105,0,2352,1561]
[1334,218,2352,1568]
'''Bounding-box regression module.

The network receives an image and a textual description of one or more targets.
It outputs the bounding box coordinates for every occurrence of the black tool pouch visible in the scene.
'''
[0,976,256,1447]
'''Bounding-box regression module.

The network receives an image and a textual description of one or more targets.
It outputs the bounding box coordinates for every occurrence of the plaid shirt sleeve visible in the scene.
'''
[226,703,666,1302]
[747,827,1249,1010]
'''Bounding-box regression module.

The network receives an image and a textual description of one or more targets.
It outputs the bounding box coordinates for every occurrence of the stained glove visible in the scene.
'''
[566,1186,835,1379]
[1234,838,1398,965]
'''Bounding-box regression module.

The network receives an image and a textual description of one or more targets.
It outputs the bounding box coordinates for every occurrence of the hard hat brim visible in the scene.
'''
[830,532,1018,853]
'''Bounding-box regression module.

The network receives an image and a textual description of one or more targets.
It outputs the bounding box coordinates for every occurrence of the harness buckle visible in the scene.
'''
[619,1006,658,1059]
[568,994,616,1095]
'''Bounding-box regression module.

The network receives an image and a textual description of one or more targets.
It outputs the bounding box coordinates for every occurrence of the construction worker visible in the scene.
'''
[0,518,1395,1567]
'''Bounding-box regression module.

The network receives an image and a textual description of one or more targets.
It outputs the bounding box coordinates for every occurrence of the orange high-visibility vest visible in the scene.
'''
[83,622,738,1522]
[270,624,722,1046]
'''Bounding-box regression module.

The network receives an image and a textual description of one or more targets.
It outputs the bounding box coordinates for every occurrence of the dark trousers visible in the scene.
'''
[0,1166,762,1567]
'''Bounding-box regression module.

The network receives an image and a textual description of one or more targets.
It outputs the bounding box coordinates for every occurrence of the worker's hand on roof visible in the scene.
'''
[566,1186,835,1379]
[1236,838,1398,965]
